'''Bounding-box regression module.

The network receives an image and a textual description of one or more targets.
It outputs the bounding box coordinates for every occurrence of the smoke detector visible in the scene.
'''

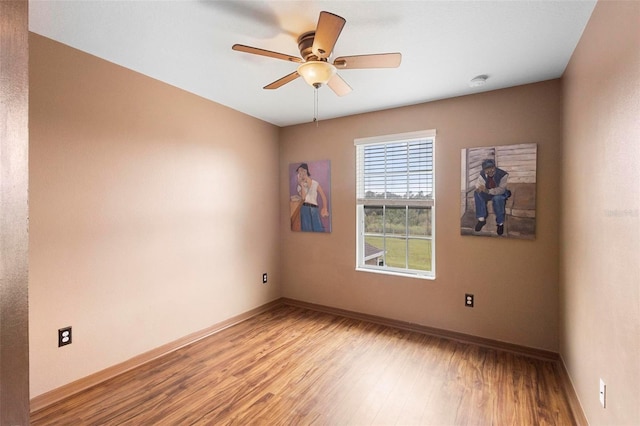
[469,75,488,87]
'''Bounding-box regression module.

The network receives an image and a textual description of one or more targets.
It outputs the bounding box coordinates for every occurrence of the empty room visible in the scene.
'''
[1,1,638,425]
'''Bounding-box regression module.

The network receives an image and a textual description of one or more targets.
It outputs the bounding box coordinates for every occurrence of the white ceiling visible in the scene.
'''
[29,0,596,127]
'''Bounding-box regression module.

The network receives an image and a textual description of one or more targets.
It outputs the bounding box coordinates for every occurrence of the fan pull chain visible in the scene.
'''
[313,86,319,126]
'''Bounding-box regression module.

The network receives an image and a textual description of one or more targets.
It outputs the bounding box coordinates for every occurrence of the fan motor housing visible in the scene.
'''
[298,31,321,62]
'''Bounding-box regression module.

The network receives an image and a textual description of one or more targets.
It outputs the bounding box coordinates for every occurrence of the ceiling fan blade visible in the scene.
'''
[232,44,302,63]
[264,71,300,90]
[327,73,352,97]
[312,11,346,59]
[333,53,402,69]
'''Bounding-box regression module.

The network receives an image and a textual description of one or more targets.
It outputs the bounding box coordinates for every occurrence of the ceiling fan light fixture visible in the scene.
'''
[297,61,336,88]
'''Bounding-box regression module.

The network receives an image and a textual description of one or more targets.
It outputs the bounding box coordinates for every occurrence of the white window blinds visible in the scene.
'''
[356,130,435,206]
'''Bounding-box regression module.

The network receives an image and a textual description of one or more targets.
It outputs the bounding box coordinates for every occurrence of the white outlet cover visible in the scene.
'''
[599,379,606,408]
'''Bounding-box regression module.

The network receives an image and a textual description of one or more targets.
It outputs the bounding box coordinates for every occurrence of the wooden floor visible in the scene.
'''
[31,305,575,425]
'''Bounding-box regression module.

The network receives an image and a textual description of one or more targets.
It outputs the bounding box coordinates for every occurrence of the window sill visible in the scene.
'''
[355,266,435,280]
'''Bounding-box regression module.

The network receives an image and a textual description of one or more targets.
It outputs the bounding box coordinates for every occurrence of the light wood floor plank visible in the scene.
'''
[31,305,575,425]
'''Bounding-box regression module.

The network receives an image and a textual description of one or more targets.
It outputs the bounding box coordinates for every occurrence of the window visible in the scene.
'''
[355,130,435,279]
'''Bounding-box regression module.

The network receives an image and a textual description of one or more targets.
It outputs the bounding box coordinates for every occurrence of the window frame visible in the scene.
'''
[355,130,436,280]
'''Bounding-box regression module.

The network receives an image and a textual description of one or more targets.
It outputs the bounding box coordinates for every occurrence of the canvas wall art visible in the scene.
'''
[289,160,331,233]
[460,143,537,239]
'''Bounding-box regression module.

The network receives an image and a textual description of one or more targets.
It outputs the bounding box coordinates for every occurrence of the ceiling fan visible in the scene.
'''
[232,11,402,96]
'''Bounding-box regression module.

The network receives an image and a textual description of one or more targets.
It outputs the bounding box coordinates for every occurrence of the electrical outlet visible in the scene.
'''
[58,326,72,347]
[262,273,268,284]
[599,378,606,408]
[465,293,474,307]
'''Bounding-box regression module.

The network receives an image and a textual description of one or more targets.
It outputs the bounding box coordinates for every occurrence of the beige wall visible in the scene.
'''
[28,34,281,397]
[280,80,562,352]
[561,1,640,424]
